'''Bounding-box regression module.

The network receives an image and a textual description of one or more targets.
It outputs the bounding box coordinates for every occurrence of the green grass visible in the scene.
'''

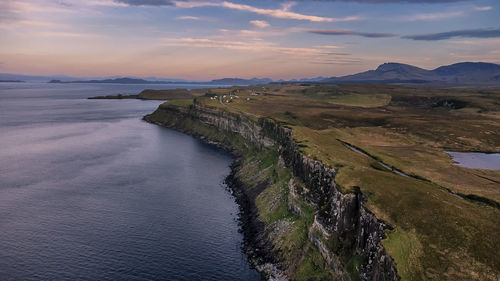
[382,229,424,281]
[344,254,366,281]
[258,149,280,169]
[295,247,333,281]
[160,99,195,107]
[138,88,193,100]
[328,93,391,107]
[255,178,290,223]
[370,161,391,172]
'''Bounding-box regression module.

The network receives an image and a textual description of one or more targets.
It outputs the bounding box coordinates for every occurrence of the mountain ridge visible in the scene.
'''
[3,62,500,86]
[320,62,500,85]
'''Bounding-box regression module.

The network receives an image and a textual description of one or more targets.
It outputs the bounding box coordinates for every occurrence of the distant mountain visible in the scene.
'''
[0,73,79,83]
[0,80,24,83]
[49,77,173,84]
[288,76,327,82]
[321,62,500,85]
[1,74,197,84]
[49,77,274,85]
[210,77,273,85]
[142,76,192,83]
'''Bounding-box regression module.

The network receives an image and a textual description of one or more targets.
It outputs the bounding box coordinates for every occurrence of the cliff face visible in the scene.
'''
[144,101,399,281]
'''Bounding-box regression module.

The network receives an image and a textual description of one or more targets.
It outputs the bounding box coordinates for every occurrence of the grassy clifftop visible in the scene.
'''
[137,89,194,100]
[146,84,500,281]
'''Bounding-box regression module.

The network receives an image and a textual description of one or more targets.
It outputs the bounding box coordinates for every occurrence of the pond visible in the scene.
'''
[446,151,500,170]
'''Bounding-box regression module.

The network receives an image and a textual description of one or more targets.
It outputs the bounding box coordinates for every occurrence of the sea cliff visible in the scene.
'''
[144,99,399,281]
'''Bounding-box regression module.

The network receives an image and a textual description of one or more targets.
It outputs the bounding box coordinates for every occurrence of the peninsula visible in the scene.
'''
[143,83,500,281]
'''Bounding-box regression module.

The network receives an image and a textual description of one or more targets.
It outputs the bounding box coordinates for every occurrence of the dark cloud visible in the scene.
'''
[403,28,500,40]
[290,0,470,3]
[308,29,396,38]
[56,1,73,7]
[114,0,176,6]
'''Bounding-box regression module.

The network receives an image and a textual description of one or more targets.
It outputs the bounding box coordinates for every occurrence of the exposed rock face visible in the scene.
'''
[145,101,399,281]
[192,102,275,148]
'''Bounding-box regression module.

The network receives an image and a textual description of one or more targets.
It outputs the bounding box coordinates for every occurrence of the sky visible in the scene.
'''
[0,0,499,80]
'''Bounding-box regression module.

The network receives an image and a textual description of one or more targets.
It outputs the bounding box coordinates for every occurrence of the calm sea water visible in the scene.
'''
[0,83,260,281]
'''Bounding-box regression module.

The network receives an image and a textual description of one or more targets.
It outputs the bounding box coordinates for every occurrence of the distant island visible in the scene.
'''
[88,89,194,100]
[0,80,24,83]
[210,77,272,85]
[50,78,172,84]
[51,77,273,86]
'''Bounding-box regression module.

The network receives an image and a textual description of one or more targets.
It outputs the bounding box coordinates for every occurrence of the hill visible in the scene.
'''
[210,77,273,85]
[50,77,173,84]
[321,62,500,85]
[88,88,194,100]
[0,80,24,83]
[51,76,274,85]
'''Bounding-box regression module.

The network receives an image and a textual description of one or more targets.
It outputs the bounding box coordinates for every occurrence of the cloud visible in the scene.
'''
[176,15,200,20]
[163,37,348,57]
[315,45,343,49]
[0,1,22,23]
[405,11,463,21]
[308,29,396,38]
[309,58,362,65]
[215,2,359,22]
[474,6,492,11]
[115,1,360,22]
[114,0,175,5]
[315,0,471,2]
[0,1,74,27]
[115,0,473,4]
[250,20,269,28]
[39,31,102,38]
[403,28,500,41]
[0,20,59,28]
[216,27,304,39]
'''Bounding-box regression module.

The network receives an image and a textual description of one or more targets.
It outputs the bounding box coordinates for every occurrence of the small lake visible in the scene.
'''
[446,151,500,170]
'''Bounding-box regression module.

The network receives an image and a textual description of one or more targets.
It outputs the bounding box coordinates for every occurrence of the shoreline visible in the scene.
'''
[225,160,288,281]
[142,101,400,281]
[143,116,287,280]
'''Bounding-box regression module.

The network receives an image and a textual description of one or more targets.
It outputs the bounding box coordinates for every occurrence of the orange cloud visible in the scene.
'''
[250,20,269,28]
[174,1,360,22]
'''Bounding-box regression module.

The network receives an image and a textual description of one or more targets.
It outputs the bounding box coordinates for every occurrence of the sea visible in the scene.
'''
[0,82,260,281]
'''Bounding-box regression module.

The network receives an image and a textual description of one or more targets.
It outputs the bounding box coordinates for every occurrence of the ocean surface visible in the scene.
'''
[0,83,260,281]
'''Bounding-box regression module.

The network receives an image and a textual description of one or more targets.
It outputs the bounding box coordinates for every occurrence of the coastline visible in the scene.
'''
[143,116,287,280]
[142,100,399,281]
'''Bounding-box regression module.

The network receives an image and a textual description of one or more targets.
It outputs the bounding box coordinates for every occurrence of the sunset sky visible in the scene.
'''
[1,0,499,80]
